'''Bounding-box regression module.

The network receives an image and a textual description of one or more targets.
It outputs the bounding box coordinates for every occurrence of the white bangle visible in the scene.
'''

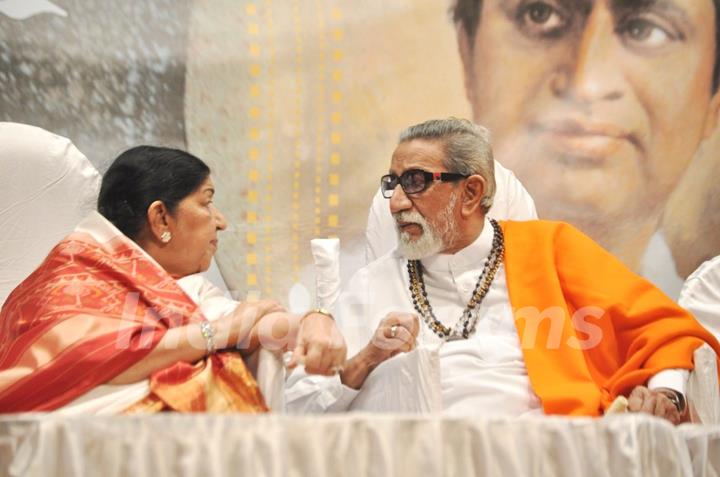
[199,319,217,355]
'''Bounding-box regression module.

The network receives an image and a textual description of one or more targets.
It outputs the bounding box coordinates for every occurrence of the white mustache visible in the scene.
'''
[393,211,426,229]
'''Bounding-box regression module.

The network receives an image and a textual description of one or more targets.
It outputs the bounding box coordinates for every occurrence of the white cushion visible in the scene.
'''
[680,255,720,342]
[679,257,720,424]
[0,123,100,305]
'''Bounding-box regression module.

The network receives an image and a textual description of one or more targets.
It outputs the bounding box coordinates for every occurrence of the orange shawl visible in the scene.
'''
[502,220,720,416]
[0,212,266,413]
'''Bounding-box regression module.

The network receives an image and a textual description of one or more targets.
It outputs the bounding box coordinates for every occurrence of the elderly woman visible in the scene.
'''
[0,146,346,413]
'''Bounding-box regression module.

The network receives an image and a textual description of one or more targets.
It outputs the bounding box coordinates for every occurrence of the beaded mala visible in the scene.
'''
[407,219,505,340]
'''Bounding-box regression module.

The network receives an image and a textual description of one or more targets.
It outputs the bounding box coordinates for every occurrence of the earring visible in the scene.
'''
[160,231,172,243]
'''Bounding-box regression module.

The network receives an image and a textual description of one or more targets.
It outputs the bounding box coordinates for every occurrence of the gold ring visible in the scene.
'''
[390,324,398,338]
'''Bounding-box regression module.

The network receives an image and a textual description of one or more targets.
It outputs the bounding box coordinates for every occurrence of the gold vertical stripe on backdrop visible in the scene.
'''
[314,0,327,238]
[328,3,342,233]
[291,0,304,281]
[246,2,259,294]
[236,0,349,300]
[263,0,276,296]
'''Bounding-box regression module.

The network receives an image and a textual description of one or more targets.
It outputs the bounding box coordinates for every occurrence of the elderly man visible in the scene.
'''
[287,118,719,423]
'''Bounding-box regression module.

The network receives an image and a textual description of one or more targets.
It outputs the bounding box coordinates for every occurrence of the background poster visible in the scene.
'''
[2,0,718,308]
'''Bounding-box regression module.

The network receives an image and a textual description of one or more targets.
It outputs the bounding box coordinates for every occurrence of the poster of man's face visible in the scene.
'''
[2,0,718,303]
[456,0,720,291]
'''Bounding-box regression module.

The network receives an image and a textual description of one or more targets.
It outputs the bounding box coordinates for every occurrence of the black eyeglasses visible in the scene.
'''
[380,169,469,199]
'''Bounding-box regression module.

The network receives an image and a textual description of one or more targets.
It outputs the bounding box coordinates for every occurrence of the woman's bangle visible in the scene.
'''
[301,307,334,322]
[199,319,217,355]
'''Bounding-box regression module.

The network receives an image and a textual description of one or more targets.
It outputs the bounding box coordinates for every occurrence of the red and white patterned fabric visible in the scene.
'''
[0,212,267,413]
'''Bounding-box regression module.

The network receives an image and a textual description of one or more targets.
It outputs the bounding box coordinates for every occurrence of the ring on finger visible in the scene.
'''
[390,324,398,338]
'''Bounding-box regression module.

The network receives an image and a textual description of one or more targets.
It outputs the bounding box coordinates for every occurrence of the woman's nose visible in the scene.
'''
[214,207,228,230]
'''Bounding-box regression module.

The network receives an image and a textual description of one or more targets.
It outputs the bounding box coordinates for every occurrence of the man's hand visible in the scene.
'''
[627,386,688,425]
[339,312,419,390]
[288,312,347,376]
[363,312,420,366]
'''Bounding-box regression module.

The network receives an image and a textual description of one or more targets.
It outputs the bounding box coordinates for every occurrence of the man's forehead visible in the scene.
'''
[498,0,590,16]
[555,0,592,14]
[523,0,691,16]
[611,0,693,18]
[389,139,446,173]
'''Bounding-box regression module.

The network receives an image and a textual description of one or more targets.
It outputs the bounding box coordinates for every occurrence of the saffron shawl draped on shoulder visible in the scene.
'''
[0,212,267,413]
[501,220,720,416]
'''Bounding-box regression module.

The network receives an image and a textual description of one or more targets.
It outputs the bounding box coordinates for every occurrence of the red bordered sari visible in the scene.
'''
[0,212,267,413]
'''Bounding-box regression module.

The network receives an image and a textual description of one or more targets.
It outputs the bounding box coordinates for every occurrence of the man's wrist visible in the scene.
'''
[301,307,334,322]
[655,387,687,413]
[339,348,378,390]
[358,345,384,371]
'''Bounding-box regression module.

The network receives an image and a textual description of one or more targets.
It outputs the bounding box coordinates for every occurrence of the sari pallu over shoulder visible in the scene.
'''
[0,212,266,413]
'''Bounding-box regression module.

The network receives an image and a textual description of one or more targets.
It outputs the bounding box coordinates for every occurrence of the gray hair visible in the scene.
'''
[398,117,495,213]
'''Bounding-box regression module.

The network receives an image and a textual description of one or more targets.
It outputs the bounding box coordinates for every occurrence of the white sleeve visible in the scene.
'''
[285,369,360,413]
[679,256,720,342]
[176,274,238,322]
[487,160,538,221]
[647,369,689,396]
[285,266,377,413]
[365,188,397,264]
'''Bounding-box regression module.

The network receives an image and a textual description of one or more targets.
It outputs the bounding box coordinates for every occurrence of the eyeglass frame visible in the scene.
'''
[380,169,470,199]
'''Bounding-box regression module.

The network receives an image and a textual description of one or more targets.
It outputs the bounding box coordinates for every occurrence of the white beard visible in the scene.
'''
[394,192,459,260]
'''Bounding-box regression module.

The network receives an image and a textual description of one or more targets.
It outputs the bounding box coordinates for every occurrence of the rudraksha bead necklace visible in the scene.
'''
[407,219,504,340]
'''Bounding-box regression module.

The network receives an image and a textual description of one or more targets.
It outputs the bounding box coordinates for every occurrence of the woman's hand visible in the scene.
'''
[108,300,285,384]
[287,312,347,376]
[213,299,285,350]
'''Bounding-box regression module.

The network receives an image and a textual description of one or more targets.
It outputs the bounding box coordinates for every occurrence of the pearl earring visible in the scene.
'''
[160,231,172,243]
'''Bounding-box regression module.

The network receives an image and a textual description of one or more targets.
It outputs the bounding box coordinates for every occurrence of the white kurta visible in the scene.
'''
[287,217,687,415]
[415,222,543,416]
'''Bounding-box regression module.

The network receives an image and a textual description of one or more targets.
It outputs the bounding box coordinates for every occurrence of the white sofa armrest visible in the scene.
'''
[687,343,719,424]
[245,348,286,412]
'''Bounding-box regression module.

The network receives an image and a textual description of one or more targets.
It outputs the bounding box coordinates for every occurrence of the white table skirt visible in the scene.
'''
[0,413,716,477]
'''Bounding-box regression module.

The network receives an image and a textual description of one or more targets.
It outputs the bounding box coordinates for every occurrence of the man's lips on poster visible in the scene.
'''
[531,116,641,165]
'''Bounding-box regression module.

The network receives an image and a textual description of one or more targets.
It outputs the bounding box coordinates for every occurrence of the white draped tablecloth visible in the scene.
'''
[0,413,717,477]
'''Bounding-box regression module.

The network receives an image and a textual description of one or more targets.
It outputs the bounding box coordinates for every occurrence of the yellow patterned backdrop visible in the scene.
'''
[185,0,469,308]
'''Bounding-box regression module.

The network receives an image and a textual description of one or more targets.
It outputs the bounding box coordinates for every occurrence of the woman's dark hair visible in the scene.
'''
[98,146,211,239]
